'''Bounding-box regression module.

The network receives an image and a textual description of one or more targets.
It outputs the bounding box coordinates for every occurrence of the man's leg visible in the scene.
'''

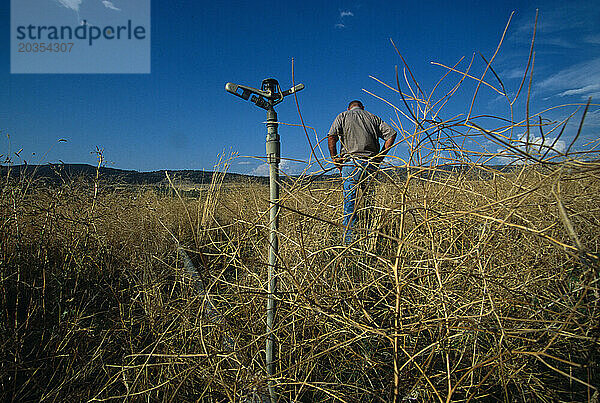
[342,163,361,244]
[361,161,378,222]
[361,162,379,246]
[342,160,374,243]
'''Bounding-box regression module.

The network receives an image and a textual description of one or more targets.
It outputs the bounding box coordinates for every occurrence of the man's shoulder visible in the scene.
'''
[333,108,380,122]
[341,109,368,117]
[352,108,381,122]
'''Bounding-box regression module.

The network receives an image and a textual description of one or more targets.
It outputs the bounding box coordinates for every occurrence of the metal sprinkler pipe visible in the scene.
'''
[225,78,304,403]
[265,106,279,403]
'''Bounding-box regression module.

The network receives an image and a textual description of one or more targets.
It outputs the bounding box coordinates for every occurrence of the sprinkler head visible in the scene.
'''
[225,79,304,110]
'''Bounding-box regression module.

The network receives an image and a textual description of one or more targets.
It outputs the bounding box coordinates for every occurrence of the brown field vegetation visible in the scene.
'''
[1,157,599,402]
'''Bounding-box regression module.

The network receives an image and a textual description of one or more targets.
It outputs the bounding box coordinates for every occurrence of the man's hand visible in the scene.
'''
[328,134,344,172]
[373,135,396,166]
[333,156,345,172]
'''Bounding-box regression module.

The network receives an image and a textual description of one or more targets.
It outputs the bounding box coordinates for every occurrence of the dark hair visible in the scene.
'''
[348,100,364,109]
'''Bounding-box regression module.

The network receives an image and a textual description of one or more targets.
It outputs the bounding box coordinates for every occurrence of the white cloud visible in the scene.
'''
[334,8,354,28]
[502,67,525,80]
[538,58,600,99]
[280,159,307,175]
[250,160,308,176]
[251,163,269,176]
[509,4,600,50]
[542,37,577,49]
[496,134,566,164]
[558,84,600,97]
[102,0,120,11]
[584,34,600,45]
[582,109,600,128]
[533,136,566,154]
[57,0,82,12]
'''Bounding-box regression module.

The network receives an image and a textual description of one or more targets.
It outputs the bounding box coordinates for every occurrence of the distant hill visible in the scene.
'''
[0,163,514,187]
[0,163,262,185]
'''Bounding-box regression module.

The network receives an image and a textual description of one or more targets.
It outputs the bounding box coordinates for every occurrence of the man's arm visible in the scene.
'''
[374,119,397,163]
[381,133,396,155]
[328,113,345,171]
[373,134,396,164]
[328,134,343,171]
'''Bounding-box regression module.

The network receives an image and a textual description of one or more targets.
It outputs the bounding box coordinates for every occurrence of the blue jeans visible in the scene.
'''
[341,159,377,244]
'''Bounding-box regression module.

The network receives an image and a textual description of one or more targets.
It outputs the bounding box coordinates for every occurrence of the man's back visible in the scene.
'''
[328,107,396,158]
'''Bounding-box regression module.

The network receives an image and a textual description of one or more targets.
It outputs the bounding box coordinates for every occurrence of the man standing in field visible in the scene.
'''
[328,100,397,244]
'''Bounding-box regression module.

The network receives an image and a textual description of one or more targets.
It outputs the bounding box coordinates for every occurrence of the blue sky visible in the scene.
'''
[1,0,599,174]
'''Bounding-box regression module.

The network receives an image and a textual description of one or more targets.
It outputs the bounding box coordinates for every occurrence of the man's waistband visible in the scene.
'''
[339,154,376,162]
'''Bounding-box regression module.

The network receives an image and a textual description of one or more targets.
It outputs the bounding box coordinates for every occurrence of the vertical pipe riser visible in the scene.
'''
[266,108,279,164]
[265,107,279,403]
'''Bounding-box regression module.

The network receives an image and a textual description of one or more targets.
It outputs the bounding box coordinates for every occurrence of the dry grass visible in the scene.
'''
[2,14,600,402]
[1,155,598,402]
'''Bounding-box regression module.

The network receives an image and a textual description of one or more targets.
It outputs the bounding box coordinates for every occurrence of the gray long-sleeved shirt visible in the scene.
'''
[328,107,396,158]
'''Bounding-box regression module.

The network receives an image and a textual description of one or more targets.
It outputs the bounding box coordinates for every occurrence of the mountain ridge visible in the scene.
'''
[0,163,260,185]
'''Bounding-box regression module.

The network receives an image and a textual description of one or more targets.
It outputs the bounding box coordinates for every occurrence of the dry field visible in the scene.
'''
[1,158,599,402]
